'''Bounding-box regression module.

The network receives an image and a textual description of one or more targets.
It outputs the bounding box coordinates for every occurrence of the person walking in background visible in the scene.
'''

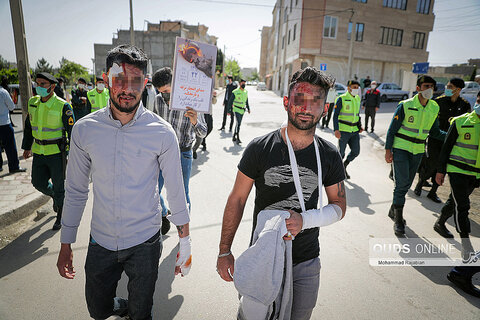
[362,80,381,133]
[219,75,237,132]
[87,76,109,113]
[227,79,250,144]
[54,77,66,100]
[71,77,89,120]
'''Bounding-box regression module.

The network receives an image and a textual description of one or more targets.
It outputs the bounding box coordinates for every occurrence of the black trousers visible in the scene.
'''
[364,107,376,130]
[221,103,234,130]
[418,138,442,182]
[442,173,480,235]
[321,103,334,127]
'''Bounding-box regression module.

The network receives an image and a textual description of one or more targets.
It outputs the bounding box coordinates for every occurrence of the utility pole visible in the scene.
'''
[9,0,33,124]
[129,0,135,45]
[346,8,355,81]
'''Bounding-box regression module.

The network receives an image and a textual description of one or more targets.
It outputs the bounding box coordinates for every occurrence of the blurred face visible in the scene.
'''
[103,62,147,114]
[283,82,325,130]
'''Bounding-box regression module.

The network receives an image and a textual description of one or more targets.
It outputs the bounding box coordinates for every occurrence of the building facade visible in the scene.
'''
[260,0,436,95]
[94,21,218,76]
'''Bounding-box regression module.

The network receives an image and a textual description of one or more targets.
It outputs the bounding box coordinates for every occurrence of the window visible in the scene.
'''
[282,36,285,49]
[284,7,288,22]
[290,0,293,12]
[383,0,407,10]
[379,26,403,46]
[347,22,364,41]
[293,24,297,41]
[353,0,367,3]
[416,0,430,14]
[413,31,425,49]
[288,29,291,45]
[296,0,298,5]
[323,16,337,39]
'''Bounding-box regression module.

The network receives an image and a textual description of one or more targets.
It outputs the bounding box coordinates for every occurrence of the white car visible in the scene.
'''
[256,82,267,91]
[461,81,480,96]
[334,83,347,97]
[376,83,409,102]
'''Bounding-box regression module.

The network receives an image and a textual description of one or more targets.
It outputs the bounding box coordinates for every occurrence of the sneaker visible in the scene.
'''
[161,214,171,235]
[113,297,129,317]
[52,218,61,231]
[193,151,197,159]
[10,167,27,173]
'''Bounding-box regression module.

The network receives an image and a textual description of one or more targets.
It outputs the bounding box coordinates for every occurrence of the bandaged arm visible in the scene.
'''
[300,204,343,230]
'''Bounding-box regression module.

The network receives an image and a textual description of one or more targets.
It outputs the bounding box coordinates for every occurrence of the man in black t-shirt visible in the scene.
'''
[216,67,346,319]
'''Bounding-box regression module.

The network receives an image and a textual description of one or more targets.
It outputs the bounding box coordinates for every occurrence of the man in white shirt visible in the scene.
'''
[56,45,192,320]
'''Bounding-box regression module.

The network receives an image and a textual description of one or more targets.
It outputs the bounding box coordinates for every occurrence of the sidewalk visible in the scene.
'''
[0,157,49,228]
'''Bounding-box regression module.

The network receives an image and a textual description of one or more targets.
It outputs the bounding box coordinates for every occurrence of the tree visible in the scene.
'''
[248,69,259,81]
[0,55,11,70]
[216,48,224,74]
[35,57,54,74]
[58,57,89,85]
[0,68,18,83]
[225,58,242,81]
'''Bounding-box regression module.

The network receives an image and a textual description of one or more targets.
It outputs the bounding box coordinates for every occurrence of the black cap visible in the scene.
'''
[36,72,58,84]
[347,80,360,86]
[56,77,64,83]
[417,75,436,87]
[240,79,246,82]
[96,76,103,82]
[449,77,465,89]
[78,77,87,83]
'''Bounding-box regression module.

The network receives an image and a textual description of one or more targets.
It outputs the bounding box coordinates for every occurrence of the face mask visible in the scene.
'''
[87,85,93,90]
[444,88,457,97]
[96,83,105,91]
[78,84,86,90]
[161,92,170,104]
[371,85,376,89]
[350,88,360,96]
[474,103,480,115]
[420,88,433,100]
[36,86,50,97]
[240,84,246,89]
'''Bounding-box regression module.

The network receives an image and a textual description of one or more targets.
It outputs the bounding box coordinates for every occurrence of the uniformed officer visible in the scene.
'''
[414,78,471,203]
[71,77,89,120]
[227,79,250,144]
[22,72,75,230]
[385,75,446,236]
[87,76,109,113]
[434,91,480,297]
[333,79,363,179]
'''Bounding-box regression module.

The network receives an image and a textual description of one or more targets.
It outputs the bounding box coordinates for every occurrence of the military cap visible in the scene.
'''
[36,72,58,84]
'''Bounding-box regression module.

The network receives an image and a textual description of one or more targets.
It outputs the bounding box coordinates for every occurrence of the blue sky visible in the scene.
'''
[1,0,479,72]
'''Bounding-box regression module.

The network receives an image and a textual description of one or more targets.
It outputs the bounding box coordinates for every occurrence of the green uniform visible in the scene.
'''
[336,92,361,133]
[22,93,75,210]
[87,88,109,113]
[231,88,249,115]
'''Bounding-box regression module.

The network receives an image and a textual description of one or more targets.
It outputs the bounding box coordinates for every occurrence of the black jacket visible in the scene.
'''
[362,88,381,108]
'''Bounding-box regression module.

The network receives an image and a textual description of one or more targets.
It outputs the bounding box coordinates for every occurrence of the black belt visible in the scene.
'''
[338,119,359,126]
[395,132,426,145]
[34,138,62,146]
[180,146,192,152]
[448,159,480,174]
[233,105,246,110]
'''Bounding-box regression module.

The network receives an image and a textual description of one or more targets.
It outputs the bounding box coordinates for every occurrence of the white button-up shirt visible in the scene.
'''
[61,102,189,250]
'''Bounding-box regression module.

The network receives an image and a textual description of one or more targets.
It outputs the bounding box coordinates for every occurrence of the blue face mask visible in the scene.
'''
[36,86,51,97]
[474,103,480,115]
[444,88,453,97]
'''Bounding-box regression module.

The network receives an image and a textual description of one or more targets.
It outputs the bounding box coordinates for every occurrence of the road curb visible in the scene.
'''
[0,193,50,228]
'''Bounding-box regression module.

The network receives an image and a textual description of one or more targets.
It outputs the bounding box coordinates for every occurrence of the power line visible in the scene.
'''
[187,0,345,12]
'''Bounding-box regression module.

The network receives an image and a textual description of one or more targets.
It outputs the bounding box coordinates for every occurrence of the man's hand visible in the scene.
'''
[436,173,445,186]
[184,107,198,125]
[175,235,192,276]
[359,127,364,133]
[284,210,303,239]
[385,149,393,163]
[248,110,251,114]
[57,243,75,279]
[23,150,32,159]
[80,97,87,103]
[217,253,235,282]
[334,130,341,139]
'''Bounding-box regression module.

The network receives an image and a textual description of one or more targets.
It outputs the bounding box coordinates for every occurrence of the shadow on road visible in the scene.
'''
[0,216,56,279]
[345,180,375,215]
[190,150,210,179]
[223,144,244,156]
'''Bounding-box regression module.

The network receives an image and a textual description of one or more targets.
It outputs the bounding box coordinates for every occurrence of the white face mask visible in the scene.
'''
[371,85,376,89]
[420,88,433,100]
[350,88,360,96]
[78,83,86,90]
[96,83,105,91]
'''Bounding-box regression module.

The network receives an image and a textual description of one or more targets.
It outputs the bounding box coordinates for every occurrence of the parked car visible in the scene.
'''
[256,82,267,91]
[7,84,23,111]
[461,81,480,96]
[334,83,347,97]
[433,83,445,99]
[376,83,409,102]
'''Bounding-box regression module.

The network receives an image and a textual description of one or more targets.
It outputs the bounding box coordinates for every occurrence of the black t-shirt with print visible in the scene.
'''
[238,129,345,264]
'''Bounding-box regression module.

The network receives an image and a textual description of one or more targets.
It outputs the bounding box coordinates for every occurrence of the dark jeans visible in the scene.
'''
[234,111,244,136]
[0,123,19,171]
[193,113,213,152]
[221,103,234,130]
[392,148,423,206]
[442,173,480,235]
[321,103,334,128]
[364,107,376,131]
[85,231,162,320]
[338,131,360,162]
[31,153,65,208]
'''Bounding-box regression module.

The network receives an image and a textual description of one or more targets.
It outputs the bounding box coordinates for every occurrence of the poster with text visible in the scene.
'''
[170,37,217,113]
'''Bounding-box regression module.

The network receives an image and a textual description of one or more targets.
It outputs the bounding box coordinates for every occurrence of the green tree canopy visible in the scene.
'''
[216,48,224,74]
[225,58,242,81]
[248,69,259,81]
[0,55,11,70]
[34,57,54,74]
[58,57,90,85]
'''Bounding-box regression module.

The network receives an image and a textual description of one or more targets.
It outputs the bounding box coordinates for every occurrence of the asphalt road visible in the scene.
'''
[1,87,479,319]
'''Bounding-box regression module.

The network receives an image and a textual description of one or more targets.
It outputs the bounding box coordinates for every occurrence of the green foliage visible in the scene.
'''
[0,55,11,70]
[216,48,224,73]
[35,57,54,74]
[225,58,242,81]
[0,68,19,83]
[470,66,477,81]
[248,69,259,81]
[58,57,89,85]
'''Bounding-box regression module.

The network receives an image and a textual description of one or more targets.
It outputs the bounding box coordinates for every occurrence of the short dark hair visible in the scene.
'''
[288,67,334,98]
[78,77,87,84]
[417,75,436,87]
[228,75,233,80]
[347,80,360,87]
[449,77,465,89]
[106,44,148,75]
[152,67,172,88]
[96,76,103,82]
